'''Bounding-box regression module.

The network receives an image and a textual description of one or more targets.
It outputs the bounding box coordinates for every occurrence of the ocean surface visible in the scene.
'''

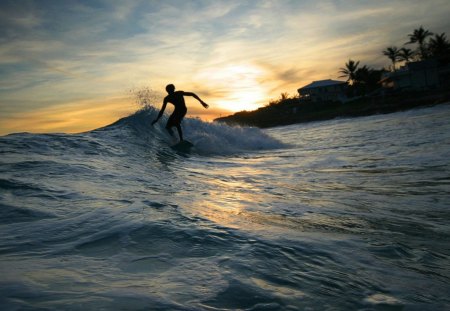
[1,103,449,310]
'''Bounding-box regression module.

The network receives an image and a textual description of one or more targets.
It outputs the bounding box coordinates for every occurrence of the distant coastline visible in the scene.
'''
[214,89,450,128]
[215,26,450,128]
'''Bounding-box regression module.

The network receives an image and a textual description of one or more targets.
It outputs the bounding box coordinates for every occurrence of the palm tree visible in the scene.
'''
[339,59,360,84]
[354,65,370,84]
[398,47,414,63]
[382,46,400,71]
[428,32,450,61]
[352,66,383,95]
[353,65,370,95]
[406,26,434,60]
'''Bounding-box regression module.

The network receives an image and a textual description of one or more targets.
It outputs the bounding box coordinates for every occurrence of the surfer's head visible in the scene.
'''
[165,84,175,94]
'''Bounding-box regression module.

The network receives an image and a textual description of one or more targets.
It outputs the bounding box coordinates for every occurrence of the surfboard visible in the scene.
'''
[171,140,194,153]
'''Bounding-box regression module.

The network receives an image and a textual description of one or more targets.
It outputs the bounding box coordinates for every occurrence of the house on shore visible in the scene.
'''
[298,79,347,102]
[380,59,441,91]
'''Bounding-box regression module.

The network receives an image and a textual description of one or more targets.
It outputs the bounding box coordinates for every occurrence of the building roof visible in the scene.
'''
[298,79,347,90]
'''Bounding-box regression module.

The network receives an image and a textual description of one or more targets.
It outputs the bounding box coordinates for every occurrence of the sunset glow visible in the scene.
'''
[197,64,268,112]
[0,0,449,134]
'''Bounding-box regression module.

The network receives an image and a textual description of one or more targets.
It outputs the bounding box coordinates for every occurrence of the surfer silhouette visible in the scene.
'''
[152,84,208,142]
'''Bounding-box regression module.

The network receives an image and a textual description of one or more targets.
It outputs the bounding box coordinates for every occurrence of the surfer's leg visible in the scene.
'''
[165,119,175,137]
[165,125,174,137]
[169,112,184,142]
[175,124,183,141]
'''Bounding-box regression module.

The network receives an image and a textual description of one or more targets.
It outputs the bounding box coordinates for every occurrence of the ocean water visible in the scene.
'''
[1,104,449,310]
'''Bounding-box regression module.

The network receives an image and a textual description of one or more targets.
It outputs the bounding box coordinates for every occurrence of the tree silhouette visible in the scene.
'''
[398,47,414,63]
[354,65,370,84]
[407,26,434,60]
[339,59,360,85]
[352,65,383,96]
[280,92,290,101]
[382,46,400,71]
[428,33,450,63]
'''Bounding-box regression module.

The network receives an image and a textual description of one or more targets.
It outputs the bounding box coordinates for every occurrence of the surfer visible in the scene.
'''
[152,84,209,142]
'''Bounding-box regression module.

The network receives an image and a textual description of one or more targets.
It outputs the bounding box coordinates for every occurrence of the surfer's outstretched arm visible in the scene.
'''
[152,100,168,125]
[183,92,209,108]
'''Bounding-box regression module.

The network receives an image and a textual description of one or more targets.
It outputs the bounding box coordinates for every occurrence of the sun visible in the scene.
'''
[217,87,266,112]
[197,64,268,112]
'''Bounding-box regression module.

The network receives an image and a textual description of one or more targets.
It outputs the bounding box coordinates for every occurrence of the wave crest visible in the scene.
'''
[96,107,286,155]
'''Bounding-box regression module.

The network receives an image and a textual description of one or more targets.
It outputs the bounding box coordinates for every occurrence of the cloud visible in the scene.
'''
[1,0,450,134]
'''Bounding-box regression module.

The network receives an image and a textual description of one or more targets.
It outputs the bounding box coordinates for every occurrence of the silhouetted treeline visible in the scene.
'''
[215,89,450,128]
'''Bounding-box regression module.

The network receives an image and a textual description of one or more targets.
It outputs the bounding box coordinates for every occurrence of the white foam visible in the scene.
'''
[184,117,286,155]
[106,108,286,156]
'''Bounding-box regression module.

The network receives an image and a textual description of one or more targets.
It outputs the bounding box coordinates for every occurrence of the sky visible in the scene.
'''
[1,0,449,135]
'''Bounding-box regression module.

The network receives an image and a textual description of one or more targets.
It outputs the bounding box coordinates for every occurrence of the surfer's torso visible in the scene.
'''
[164,91,187,114]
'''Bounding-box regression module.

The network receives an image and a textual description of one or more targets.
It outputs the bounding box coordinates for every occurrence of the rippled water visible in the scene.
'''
[1,104,449,310]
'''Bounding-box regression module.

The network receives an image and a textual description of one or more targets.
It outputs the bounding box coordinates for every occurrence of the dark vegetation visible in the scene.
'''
[215,26,450,128]
[214,90,450,128]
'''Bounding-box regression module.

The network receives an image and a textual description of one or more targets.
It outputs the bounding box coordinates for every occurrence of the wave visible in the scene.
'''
[95,107,286,156]
[1,107,285,159]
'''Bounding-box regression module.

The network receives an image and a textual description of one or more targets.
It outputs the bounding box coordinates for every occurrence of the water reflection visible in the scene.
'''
[183,158,368,237]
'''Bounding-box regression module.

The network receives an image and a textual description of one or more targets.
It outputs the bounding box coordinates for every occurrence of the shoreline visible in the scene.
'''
[214,89,450,128]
